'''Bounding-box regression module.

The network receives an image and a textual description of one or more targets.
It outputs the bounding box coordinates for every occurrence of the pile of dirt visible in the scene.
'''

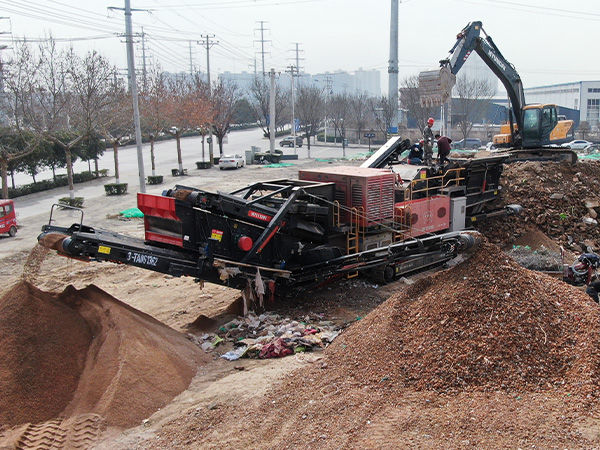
[0,281,209,436]
[141,241,600,449]
[328,241,600,393]
[479,160,600,253]
[0,282,92,426]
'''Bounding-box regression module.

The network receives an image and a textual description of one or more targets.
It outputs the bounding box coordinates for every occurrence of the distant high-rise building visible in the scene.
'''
[312,69,381,97]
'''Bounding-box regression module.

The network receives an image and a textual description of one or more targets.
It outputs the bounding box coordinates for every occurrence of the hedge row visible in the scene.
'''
[7,169,109,198]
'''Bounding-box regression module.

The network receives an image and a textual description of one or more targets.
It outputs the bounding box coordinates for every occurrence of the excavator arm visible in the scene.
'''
[420,21,525,146]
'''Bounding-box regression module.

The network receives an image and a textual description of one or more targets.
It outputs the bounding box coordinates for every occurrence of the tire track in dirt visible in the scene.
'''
[14,414,104,450]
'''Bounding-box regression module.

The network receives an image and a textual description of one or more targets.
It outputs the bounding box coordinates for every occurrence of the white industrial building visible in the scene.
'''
[524,81,600,128]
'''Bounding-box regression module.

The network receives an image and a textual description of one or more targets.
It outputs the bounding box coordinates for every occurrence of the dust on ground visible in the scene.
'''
[1,158,600,449]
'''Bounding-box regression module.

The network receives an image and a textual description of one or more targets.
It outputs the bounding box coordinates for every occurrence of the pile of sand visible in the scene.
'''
[0,281,209,432]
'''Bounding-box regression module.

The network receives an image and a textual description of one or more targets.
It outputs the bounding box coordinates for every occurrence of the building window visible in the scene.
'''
[588,88,600,93]
[587,99,600,125]
[575,98,579,109]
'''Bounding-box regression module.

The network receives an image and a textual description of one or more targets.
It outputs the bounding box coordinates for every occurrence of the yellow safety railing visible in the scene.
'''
[346,206,364,279]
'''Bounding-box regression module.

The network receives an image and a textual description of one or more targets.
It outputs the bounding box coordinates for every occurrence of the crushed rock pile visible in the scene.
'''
[0,281,208,434]
[327,241,600,394]
[479,160,600,253]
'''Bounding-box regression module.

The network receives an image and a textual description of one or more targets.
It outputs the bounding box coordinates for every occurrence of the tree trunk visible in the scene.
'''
[150,137,156,177]
[94,159,99,177]
[113,141,120,184]
[176,133,183,172]
[65,146,75,200]
[1,156,8,199]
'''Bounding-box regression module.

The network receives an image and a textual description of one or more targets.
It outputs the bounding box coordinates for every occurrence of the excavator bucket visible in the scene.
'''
[418,66,456,107]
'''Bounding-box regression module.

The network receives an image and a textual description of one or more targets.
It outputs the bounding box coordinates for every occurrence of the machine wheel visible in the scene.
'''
[8,226,17,237]
[220,166,224,170]
[369,264,395,284]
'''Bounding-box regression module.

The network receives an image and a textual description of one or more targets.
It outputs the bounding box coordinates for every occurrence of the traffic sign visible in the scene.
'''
[364,133,375,138]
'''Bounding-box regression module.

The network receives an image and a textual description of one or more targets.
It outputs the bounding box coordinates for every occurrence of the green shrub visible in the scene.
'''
[147,175,163,185]
[58,197,84,208]
[104,183,128,195]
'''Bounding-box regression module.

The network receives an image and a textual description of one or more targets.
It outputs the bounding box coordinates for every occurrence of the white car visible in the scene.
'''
[561,140,593,150]
[218,154,245,170]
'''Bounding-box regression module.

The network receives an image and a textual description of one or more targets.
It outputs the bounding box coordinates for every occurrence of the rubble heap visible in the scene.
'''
[327,241,600,394]
[189,313,340,360]
[479,160,600,253]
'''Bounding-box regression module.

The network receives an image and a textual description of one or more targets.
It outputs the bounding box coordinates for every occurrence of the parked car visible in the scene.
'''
[218,154,245,170]
[279,136,303,147]
[254,149,283,164]
[561,140,593,150]
[452,138,482,150]
[582,143,600,154]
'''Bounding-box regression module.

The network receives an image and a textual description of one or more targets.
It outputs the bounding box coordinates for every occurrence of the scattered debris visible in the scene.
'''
[187,312,341,359]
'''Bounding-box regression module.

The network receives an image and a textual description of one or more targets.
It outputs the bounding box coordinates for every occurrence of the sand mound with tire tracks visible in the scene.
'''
[0,281,208,447]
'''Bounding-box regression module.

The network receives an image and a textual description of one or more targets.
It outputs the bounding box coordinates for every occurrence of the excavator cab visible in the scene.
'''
[521,104,574,148]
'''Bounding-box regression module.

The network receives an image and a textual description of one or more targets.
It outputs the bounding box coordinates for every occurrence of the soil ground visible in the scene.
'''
[1,155,600,449]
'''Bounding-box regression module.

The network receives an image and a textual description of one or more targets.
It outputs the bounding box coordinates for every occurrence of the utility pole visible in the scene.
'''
[254,21,270,84]
[200,34,218,162]
[269,68,276,152]
[292,43,304,78]
[140,27,148,92]
[110,0,147,193]
[323,75,333,145]
[188,40,194,76]
[388,0,399,134]
[286,65,297,154]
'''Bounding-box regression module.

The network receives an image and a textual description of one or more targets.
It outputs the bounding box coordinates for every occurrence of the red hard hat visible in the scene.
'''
[427,118,434,124]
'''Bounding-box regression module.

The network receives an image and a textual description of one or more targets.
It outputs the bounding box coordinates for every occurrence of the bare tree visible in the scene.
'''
[69,52,127,183]
[350,92,374,145]
[140,66,170,176]
[210,79,239,155]
[164,74,195,172]
[7,39,87,201]
[187,73,213,163]
[295,85,324,152]
[329,93,350,153]
[400,75,438,133]
[246,76,290,138]
[453,75,495,142]
[373,96,396,141]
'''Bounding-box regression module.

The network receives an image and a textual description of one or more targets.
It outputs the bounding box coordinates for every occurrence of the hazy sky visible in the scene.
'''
[0,0,597,92]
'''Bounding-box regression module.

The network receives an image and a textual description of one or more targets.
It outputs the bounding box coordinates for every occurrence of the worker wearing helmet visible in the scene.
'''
[423,118,435,165]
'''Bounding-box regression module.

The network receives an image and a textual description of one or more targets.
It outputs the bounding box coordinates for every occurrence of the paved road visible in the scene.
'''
[1,128,373,260]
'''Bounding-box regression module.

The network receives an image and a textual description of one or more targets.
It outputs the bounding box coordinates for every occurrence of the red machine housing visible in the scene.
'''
[394,195,450,238]
[298,166,396,227]
[137,193,183,247]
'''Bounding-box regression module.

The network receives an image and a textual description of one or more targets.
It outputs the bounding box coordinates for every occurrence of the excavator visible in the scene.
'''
[419,21,577,164]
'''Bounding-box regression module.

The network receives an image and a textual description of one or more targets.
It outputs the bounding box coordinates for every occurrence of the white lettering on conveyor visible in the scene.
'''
[127,251,159,267]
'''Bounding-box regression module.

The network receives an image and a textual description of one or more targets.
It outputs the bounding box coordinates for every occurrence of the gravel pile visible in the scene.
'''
[479,160,600,253]
[328,241,600,394]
